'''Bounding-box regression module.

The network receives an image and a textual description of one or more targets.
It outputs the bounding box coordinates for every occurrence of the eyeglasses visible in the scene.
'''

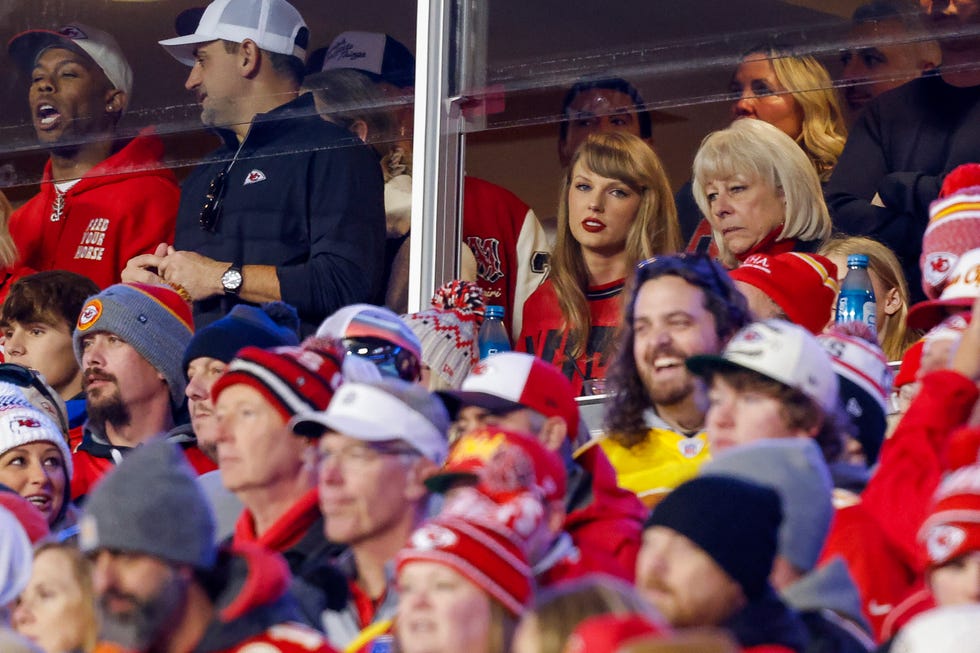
[306,441,420,472]
[199,167,229,232]
[341,337,421,382]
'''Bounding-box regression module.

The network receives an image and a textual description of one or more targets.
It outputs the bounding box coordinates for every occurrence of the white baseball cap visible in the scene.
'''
[289,381,448,465]
[8,23,133,98]
[687,319,839,413]
[159,0,308,67]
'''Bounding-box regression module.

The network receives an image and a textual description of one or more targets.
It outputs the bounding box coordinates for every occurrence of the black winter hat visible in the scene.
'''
[644,475,782,599]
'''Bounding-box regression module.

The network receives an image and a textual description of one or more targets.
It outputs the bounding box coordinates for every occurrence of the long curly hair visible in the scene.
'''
[741,46,848,181]
[552,132,682,358]
[604,255,751,448]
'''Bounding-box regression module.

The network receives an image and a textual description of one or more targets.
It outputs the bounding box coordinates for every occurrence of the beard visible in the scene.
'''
[98,572,188,650]
[84,369,131,432]
[637,344,697,407]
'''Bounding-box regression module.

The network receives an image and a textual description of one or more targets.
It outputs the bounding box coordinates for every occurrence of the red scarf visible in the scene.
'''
[735,224,798,263]
[232,488,320,552]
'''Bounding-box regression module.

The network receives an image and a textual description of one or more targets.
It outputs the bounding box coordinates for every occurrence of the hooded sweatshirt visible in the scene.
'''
[71,421,215,500]
[191,543,337,653]
[10,128,179,289]
[564,444,648,581]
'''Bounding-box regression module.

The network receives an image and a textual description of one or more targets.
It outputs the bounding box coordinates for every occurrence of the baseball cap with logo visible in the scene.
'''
[687,319,838,413]
[424,426,567,502]
[439,352,581,439]
[908,247,980,331]
[159,0,309,67]
[314,31,415,88]
[289,379,449,465]
[729,252,839,334]
[8,23,133,98]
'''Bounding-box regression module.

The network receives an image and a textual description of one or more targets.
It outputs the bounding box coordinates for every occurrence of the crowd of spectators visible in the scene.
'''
[0,0,979,652]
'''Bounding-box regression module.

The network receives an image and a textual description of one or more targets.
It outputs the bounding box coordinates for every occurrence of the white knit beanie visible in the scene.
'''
[0,383,72,478]
[403,280,485,390]
[0,505,32,610]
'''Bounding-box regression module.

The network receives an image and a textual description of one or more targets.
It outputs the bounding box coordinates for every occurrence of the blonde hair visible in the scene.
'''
[31,543,98,653]
[745,47,848,181]
[526,575,662,653]
[0,193,19,270]
[692,119,832,267]
[554,132,682,357]
[819,235,919,361]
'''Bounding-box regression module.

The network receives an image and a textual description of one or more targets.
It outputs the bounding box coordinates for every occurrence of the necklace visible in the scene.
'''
[49,187,66,222]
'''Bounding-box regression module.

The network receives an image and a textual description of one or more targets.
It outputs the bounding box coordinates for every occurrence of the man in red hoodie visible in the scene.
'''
[440,351,647,579]
[6,24,178,288]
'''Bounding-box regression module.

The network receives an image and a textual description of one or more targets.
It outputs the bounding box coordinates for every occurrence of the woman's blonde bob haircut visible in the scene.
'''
[692,118,831,267]
[553,131,681,356]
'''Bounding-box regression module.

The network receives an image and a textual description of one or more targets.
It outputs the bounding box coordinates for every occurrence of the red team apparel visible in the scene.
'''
[517,278,624,396]
[10,128,179,288]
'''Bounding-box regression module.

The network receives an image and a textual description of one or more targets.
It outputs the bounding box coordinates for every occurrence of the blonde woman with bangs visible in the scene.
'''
[692,118,832,269]
[820,234,920,361]
[517,132,681,396]
[731,46,848,181]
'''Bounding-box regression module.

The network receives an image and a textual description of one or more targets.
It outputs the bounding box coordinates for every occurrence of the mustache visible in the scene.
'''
[643,344,688,365]
[83,369,117,388]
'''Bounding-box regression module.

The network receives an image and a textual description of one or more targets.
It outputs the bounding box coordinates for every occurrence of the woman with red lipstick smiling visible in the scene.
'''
[692,119,832,269]
[517,132,681,395]
[0,385,72,533]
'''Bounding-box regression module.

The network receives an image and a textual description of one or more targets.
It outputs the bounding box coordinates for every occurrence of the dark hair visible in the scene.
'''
[604,255,750,444]
[559,77,652,143]
[707,367,845,463]
[1,270,99,329]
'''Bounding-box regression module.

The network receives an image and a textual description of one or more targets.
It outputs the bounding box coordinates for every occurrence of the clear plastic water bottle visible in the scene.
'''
[478,305,511,359]
[836,254,877,334]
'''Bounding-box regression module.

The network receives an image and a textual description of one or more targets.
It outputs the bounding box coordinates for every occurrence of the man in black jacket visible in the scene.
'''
[637,475,810,652]
[125,0,385,335]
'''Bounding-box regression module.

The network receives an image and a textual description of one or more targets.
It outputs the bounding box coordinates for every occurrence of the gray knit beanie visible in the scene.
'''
[72,283,194,407]
[79,439,216,569]
[701,438,833,573]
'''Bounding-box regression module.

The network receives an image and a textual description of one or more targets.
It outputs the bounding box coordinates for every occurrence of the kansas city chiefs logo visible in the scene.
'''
[926,524,966,563]
[923,252,956,291]
[243,169,267,185]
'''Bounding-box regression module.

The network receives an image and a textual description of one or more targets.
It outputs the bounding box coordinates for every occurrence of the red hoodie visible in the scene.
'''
[820,370,979,638]
[564,444,648,581]
[10,127,178,289]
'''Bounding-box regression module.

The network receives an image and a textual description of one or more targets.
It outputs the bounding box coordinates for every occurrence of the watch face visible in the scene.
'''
[222,268,243,291]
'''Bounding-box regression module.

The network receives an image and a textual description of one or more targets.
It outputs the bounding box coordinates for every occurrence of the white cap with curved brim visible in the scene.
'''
[686,318,838,413]
[289,382,448,465]
[159,0,308,67]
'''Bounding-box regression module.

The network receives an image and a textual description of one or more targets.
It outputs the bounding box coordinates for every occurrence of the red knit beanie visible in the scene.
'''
[730,253,839,334]
[921,164,980,299]
[919,463,980,567]
[211,344,345,420]
[395,516,532,616]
